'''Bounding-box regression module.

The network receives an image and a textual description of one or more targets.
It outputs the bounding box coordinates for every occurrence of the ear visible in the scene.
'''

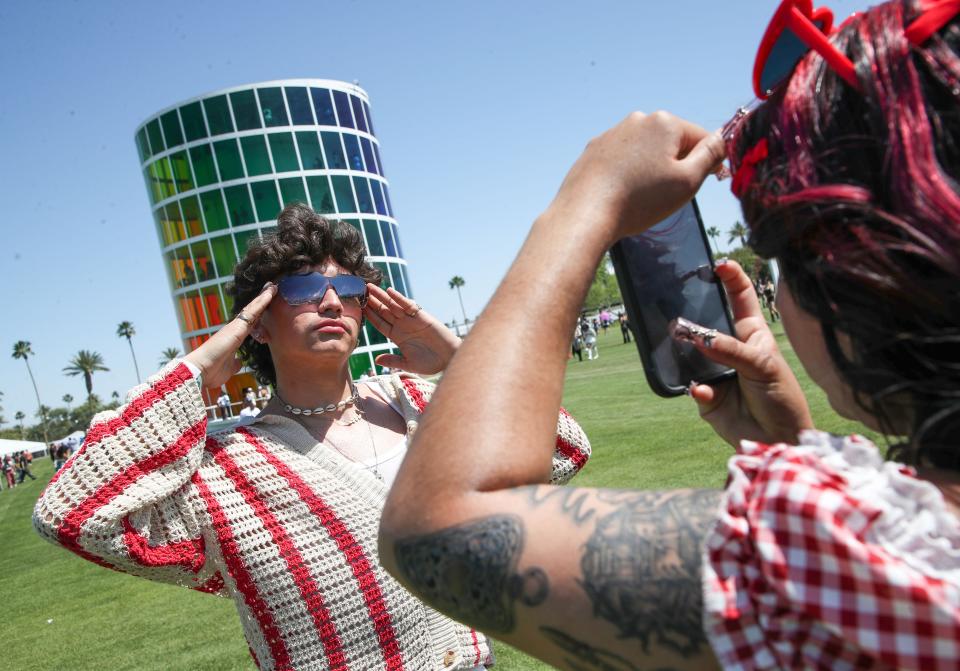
[251,324,271,344]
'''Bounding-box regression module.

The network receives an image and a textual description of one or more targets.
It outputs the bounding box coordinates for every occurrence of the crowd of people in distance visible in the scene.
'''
[571,309,632,361]
[1,451,35,489]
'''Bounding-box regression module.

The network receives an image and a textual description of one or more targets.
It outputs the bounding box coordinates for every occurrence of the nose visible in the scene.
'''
[316,287,343,315]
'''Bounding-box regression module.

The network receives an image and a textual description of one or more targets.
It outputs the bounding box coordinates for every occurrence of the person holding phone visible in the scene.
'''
[379,1,960,669]
[33,203,590,671]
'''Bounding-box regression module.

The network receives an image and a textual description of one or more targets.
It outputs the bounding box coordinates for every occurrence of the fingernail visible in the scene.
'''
[685,380,698,396]
[671,317,719,348]
[261,281,276,292]
[715,257,729,266]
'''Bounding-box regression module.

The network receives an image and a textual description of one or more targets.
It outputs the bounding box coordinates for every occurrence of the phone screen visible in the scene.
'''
[610,200,735,396]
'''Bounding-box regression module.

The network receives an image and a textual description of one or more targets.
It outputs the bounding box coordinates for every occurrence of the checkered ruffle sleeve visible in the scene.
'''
[701,431,960,670]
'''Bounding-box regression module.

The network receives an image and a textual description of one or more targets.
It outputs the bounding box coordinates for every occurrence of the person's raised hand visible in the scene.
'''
[550,111,726,243]
[184,282,278,389]
[363,284,461,376]
[676,260,813,447]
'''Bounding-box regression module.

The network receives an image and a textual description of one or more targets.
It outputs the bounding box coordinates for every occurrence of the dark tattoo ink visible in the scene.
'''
[579,490,722,658]
[515,485,602,525]
[540,627,678,671]
[393,515,547,634]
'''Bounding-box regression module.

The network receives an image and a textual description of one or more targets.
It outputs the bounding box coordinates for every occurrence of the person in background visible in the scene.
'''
[2,455,15,489]
[619,312,632,344]
[16,450,35,483]
[54,442,72,472]
[34,203,590,671]
[256,385,271,408]
[215,389,232,420]
[238,397,260,420]
[378,2,960,669]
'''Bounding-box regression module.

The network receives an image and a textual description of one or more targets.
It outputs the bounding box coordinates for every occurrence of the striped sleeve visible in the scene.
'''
[398,375,591,484]
[32,361,222,593]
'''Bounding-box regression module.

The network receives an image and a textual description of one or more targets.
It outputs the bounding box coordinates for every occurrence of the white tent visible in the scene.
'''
[0,438,47,459]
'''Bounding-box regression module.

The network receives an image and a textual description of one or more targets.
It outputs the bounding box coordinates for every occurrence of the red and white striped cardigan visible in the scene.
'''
[34,362,591,670]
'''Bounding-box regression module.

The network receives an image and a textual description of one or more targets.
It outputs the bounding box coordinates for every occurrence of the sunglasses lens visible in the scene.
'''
[331,275,368,306]
[760,25,811,94]
[277,274,324,305]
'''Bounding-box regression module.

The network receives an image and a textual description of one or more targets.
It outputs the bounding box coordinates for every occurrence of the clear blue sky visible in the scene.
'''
[0,0,862,427]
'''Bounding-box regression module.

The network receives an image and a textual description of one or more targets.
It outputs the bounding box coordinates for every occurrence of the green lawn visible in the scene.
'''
[0,324,871,670]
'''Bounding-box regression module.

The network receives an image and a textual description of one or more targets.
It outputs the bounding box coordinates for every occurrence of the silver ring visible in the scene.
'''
[405,304,422,317]
[236,312,254,324]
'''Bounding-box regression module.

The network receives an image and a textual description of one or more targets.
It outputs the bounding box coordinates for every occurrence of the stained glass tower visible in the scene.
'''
[135,80,409,403]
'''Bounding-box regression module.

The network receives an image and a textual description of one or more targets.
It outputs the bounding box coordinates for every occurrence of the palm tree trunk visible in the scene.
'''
[23,358,49,444]
[127,337,141,384]
[84,371,93,397]
[456,287,467,323]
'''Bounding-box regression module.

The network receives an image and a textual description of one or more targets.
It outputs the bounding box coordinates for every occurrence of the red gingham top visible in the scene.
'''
[702,431,960,670]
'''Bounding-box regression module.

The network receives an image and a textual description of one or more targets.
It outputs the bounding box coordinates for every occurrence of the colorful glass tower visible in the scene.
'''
[135,79,410,403]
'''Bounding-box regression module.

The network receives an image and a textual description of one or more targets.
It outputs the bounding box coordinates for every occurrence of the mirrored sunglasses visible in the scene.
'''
[276,273,368,307]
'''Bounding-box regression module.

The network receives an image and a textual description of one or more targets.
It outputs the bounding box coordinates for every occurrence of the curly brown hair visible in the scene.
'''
[228,203,382,386]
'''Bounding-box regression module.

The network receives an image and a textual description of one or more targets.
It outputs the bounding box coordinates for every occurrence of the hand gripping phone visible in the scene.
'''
[609,199,736,397]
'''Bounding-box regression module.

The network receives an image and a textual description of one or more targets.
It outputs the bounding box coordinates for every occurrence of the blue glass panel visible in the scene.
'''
[360,137,378,175]
[351,96,368,133]
[371,179,387,215]
[343,133,364,171]
[333,90,355,128]
[372,143,385,176]
[400,264,412,296]
[362,101,375,136]
[390,262,407,296]
[310,88,336,126]
[331,175,356,213]
[285,87,314,125]
[321,132,346,169]
[391,222,404,257]
[380,219,397,256]
[257,87,288,127]
[382,182,394,217]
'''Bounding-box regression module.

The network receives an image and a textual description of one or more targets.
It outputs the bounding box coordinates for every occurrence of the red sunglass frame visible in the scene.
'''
[753,0,859,99]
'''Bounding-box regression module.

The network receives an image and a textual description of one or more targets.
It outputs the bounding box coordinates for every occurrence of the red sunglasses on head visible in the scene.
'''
[754,0,960,99]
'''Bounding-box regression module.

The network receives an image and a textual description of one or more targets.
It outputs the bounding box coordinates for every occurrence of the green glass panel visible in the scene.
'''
[353,176,374,214]
[258,87,288,127]
[201,284,227,325]
[154,208,174,247]
[146,119,164,154]
[250,180,281,222]
[234,229,260,256]
[180,101,207,142]
[400,265,413,296]
[189,144,218,187]
[163,202,185,243]
[366,322,388,345]
[153,158,176,199]
[268,133,299,172]
[321,132,346,169]
[295,131,324,170]
[160,110,184,148]
[380,219,397,256]
[230,89,261,130]
[224,185,255,227]
[306,175,335,214]
[165,249,186,293]
[349,353,372,380]
[331,175,356,213]
[389,263,407,296]
[181,195,204,236]
[391,222,404,257]
[362,219,384,256]
[203,95,234,135]
[189,241,215,283]
[152,210,165,247]
[210,234,237,276]
[170,151,194,193]
[200,190,229,232]
[144,167,161,204]
[240,135,271,176]
[135,128,150,162]
[342,218,361,233]
[374,261,392,289]
[223,287,235,315]
[213,139,244,181]
[278,177,307,205]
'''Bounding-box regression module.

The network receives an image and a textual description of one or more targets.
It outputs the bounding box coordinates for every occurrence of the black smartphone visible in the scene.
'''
[609,199,736,397]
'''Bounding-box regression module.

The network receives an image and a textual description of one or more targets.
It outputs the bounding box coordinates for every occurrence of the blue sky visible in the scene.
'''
[0,0,863,426]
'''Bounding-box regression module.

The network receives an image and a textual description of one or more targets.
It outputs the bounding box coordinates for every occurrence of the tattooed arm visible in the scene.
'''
[379,114,726,669]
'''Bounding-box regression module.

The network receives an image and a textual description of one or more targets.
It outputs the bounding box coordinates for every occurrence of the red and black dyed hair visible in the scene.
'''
[727,0,960,469]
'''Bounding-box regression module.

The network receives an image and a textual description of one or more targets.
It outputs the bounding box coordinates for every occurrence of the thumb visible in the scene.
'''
[681,131,726,178]
[374,353,408,370]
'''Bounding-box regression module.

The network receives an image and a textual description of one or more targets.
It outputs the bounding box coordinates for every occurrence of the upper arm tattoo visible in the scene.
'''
[392,514,548,634]
[579,490,722,657]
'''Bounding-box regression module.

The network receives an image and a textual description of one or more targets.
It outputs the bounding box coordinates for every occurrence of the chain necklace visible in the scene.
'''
[320,395,383,481]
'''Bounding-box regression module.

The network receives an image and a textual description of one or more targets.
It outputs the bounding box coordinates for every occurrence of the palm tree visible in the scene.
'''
[706,226,722,254]
[158,347,182,367]
[62,394,74,412]
[63,350,110,398]
[728,221,749,248]
[117,321,142,384]
[12,340,49,443]
[14,411,25,439]
[448,276,468,323]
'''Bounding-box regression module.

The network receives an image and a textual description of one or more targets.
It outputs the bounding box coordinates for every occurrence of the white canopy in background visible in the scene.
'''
[0,438,47,458]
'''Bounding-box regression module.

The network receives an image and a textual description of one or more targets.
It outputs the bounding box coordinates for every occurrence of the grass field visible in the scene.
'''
[0,324,872,670]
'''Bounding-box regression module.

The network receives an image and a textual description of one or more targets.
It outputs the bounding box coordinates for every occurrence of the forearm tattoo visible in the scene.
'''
[540,627,678,671]
[392,514,548,633]
[579,490,722,657]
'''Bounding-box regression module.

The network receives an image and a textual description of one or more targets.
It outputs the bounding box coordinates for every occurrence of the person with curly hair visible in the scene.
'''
[379,1,960,669]
[34,202,591,670]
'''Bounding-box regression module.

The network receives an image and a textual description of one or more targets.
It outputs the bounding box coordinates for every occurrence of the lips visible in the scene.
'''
[315,319,347,334]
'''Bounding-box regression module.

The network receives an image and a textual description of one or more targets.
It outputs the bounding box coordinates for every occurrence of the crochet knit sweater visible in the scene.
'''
[34,362,591,671]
